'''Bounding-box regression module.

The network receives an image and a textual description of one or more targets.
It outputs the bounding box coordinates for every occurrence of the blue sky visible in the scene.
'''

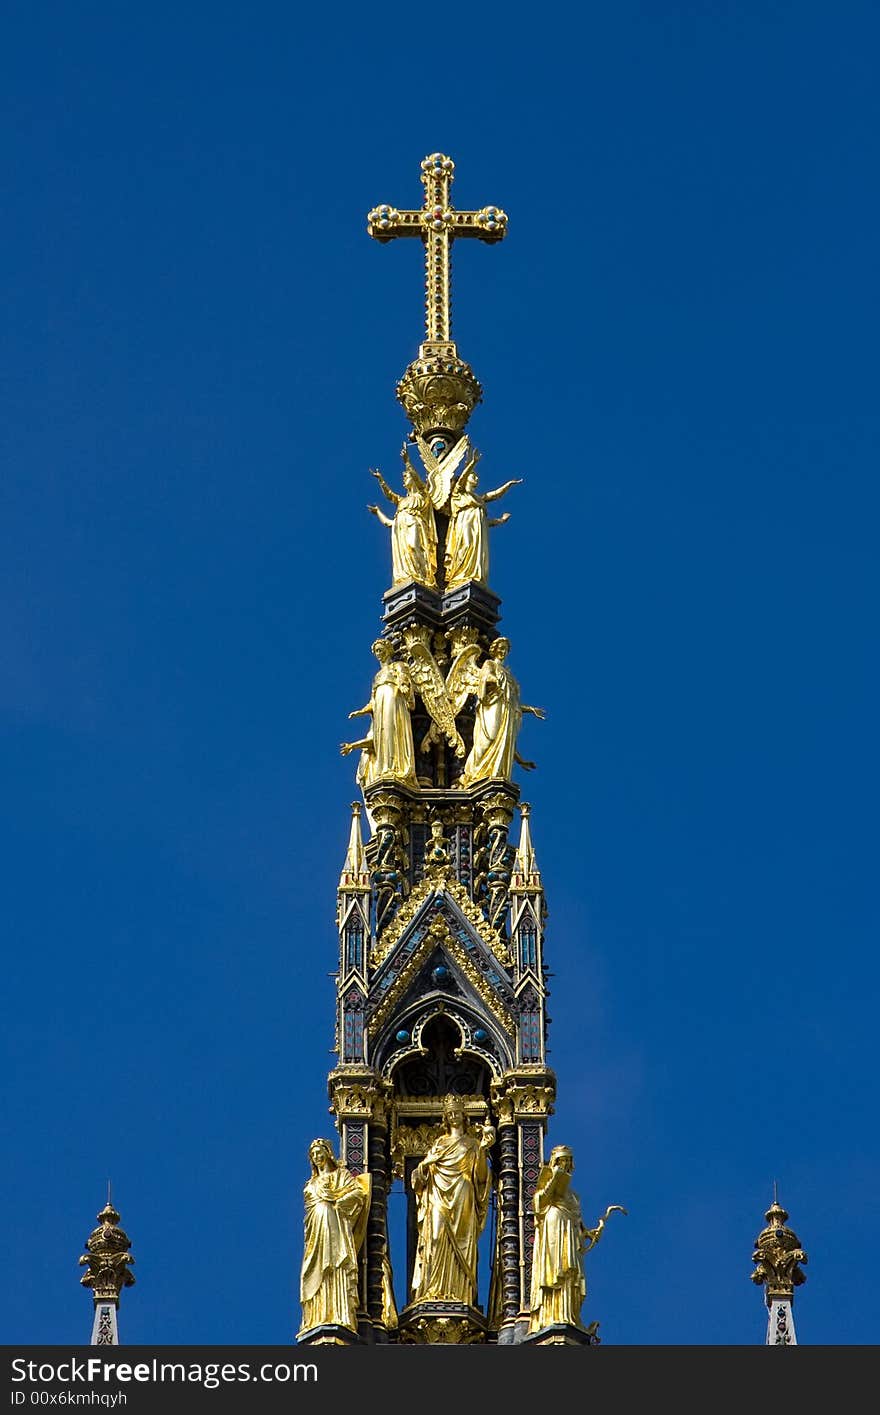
[2,2,877,1346]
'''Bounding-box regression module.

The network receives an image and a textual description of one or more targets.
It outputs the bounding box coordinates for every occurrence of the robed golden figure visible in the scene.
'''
[410,1096,495,1306]
[444,452,521,591]
[299,1138,370,1336]
[458,637,544,787]
[368,447,437,589]
[341,638,419,789]
[528,1145,625,1333]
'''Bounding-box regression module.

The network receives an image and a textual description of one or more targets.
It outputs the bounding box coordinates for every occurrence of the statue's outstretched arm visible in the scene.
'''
[484,477,523,503]
[368,504,394,527]
[487,513,511,527]
[340,737,372,756]
[370,468,400,505]
[455,449,481,486]
[514,752,536,771]
[522,704,546,719]
[400,445,425,490]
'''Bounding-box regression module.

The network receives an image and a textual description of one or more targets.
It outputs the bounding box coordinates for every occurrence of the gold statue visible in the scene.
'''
[528,1145,626,1333]
[381,1253,399,1332]
[368,447,437,589]
[456,637,544,788]
[341,638,419,790]
[425,818,451,870]
[410,1096,495,1306]
[298,1138,370,1336]
[444,451,521,590]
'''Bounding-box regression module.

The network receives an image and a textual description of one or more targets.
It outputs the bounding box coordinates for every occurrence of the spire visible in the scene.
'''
[512,803,541,887]
[751,1190,807,1344]
[311,152,558,1347]
[338,802,370,891]
[79,1192,135,1345]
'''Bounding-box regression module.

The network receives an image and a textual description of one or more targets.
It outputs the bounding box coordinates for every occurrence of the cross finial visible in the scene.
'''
[367,154,507,346]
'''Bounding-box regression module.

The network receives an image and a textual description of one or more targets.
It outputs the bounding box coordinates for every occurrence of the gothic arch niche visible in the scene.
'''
[387,1013,500,1316]
[394,1012,491,1099]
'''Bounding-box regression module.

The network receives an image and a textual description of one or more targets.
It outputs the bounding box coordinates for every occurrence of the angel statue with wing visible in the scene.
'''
[527,1144,626,1334]
[444,450,522,591]
[368,445,437,589]
[401,625,465,760]
[340,638,419,790]
[452,636,545,788]
[413,431,472,512]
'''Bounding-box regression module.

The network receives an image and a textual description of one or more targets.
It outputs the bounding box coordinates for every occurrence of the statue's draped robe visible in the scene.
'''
[411,1130,491,1305]
[528,1176,586,1331]
[444,487,488,589]
[299,1167,367,1333]
[390,490,436,588]
[460,658,521,786]
[357,662,418,789]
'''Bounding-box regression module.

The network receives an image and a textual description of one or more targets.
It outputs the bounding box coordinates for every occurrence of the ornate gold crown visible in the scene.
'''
[396,340,483,437]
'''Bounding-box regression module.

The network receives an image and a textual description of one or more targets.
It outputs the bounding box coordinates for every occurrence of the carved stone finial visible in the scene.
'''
[79,1201,135,1304]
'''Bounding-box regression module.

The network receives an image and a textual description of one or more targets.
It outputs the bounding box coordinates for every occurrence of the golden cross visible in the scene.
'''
[367,153,507,345]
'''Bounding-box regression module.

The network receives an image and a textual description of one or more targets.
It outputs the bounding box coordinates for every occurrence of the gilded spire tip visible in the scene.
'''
[79,1194,135,1305]
[751,1191,807,1302]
